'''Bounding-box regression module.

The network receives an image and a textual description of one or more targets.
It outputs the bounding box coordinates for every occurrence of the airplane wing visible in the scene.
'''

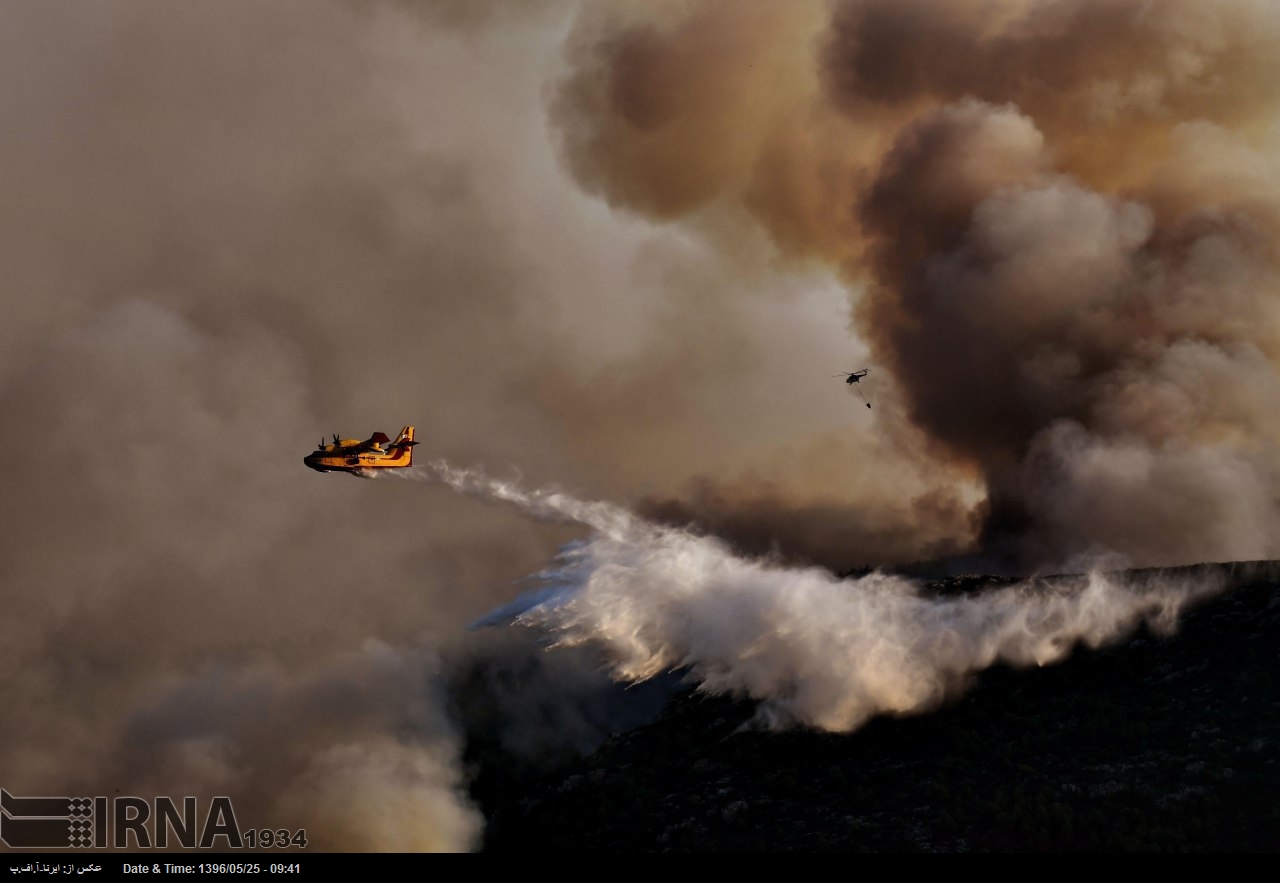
[357,431,392,452]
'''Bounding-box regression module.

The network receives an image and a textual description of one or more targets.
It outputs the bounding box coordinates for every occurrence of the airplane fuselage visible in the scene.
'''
[304,427,417,476]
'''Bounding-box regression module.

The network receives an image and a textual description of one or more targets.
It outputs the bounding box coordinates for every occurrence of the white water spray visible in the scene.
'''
[397,461,1224,732]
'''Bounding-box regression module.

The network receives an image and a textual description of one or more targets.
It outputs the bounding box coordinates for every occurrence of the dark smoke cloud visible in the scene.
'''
[636,414,981,573]
[552,0,1280,572]
[639,483,970,574]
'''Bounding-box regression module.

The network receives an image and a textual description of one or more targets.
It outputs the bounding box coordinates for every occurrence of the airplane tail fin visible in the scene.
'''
[390,425,418,466]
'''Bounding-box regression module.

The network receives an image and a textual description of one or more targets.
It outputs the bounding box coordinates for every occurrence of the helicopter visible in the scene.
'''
[832,369,872,408]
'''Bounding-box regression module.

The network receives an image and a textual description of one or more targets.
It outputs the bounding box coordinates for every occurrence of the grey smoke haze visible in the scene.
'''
[4,0,1279,852]
[0,0,873,851]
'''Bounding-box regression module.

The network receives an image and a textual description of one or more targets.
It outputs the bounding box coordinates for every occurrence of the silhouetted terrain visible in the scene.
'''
[475,561,1280,852]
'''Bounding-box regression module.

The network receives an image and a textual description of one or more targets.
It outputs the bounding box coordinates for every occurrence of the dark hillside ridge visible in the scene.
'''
[479,560,1280,852]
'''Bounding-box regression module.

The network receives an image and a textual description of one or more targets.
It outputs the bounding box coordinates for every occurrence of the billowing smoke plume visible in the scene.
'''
[554,0,1280,571]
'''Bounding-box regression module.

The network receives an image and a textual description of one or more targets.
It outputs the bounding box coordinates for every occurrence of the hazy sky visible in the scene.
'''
[3,0,1278,852]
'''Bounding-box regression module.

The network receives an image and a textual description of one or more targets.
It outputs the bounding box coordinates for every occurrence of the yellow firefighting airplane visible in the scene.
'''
[304,426,418,476]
